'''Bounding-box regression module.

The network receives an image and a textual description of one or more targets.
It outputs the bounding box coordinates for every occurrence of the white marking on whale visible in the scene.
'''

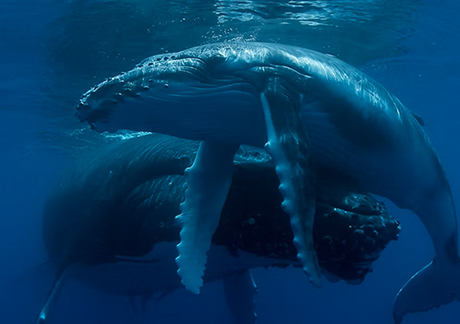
[75,42,460,322]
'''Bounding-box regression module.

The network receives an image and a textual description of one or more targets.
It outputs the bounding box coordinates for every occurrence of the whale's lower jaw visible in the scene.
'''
[76,76,267,146]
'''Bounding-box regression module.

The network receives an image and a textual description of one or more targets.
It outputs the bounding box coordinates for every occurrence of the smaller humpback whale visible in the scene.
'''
[38,133,399,324]
[76,42,460,322]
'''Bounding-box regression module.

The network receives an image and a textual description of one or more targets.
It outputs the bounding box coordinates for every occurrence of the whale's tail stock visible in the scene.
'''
[393,257,460,323]
[393,182,460,323]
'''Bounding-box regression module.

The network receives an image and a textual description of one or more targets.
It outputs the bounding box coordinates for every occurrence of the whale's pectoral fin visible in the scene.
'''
[175,141,238,294]
[261,77,321,287]
[223,270,258,324]
[36,267,70,324]
[393,259,460,324]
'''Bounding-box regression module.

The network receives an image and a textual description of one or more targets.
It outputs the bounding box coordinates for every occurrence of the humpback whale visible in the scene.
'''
[76,42,460,322]
[39,133,399,324]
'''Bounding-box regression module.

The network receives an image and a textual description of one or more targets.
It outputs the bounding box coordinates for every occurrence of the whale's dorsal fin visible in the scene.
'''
[410,111,425,126]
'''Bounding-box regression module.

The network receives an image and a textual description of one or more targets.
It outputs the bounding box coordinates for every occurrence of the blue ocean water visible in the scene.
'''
[1,0,459,323]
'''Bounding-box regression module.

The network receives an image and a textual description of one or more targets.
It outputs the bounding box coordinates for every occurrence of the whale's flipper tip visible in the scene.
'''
[175,253,204,295]
[393,259,460,323]
[304,259,322,288]
[37,314,46,324]
[35,268,70,324]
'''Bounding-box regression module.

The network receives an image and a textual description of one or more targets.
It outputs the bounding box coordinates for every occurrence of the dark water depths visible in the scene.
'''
[1,0,459,323]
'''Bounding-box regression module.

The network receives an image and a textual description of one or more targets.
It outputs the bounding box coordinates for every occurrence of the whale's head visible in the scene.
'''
[75,52,264,144]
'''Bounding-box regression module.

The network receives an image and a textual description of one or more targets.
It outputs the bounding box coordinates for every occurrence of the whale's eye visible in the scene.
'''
[206,55,226,70]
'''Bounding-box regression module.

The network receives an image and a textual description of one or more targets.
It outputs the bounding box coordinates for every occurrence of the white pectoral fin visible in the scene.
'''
[261,78,321,287]
[175,141,238,294]
[223,270,258,324]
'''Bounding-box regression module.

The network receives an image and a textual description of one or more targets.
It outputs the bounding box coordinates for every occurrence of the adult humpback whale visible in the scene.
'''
[76,42,460,322]
[39,133,399,324]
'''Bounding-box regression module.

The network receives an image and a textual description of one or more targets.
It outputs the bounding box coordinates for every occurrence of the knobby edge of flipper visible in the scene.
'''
[393,258,460,323]
[260,77,321,287]
[223,270,258,324]
[175,141,239,294]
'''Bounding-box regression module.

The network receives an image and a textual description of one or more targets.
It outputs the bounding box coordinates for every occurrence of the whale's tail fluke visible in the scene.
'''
[393,259,460,324]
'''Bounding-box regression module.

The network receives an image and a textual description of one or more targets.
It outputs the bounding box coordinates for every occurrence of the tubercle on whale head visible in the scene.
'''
[74,54,213,132]
[74,68,158,130]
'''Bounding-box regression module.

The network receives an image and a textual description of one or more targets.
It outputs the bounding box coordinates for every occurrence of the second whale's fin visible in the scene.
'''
[36,267,70,324]
[175,141,238,294]
[223,270,258,324]
[261,77,321,287]
[393,259,460,323]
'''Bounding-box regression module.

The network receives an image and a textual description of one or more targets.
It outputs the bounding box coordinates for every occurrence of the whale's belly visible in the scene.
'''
[68,242,285,296]
[301,100,436,204]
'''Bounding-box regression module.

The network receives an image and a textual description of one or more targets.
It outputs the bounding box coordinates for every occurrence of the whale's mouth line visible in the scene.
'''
[75,77,258,130]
